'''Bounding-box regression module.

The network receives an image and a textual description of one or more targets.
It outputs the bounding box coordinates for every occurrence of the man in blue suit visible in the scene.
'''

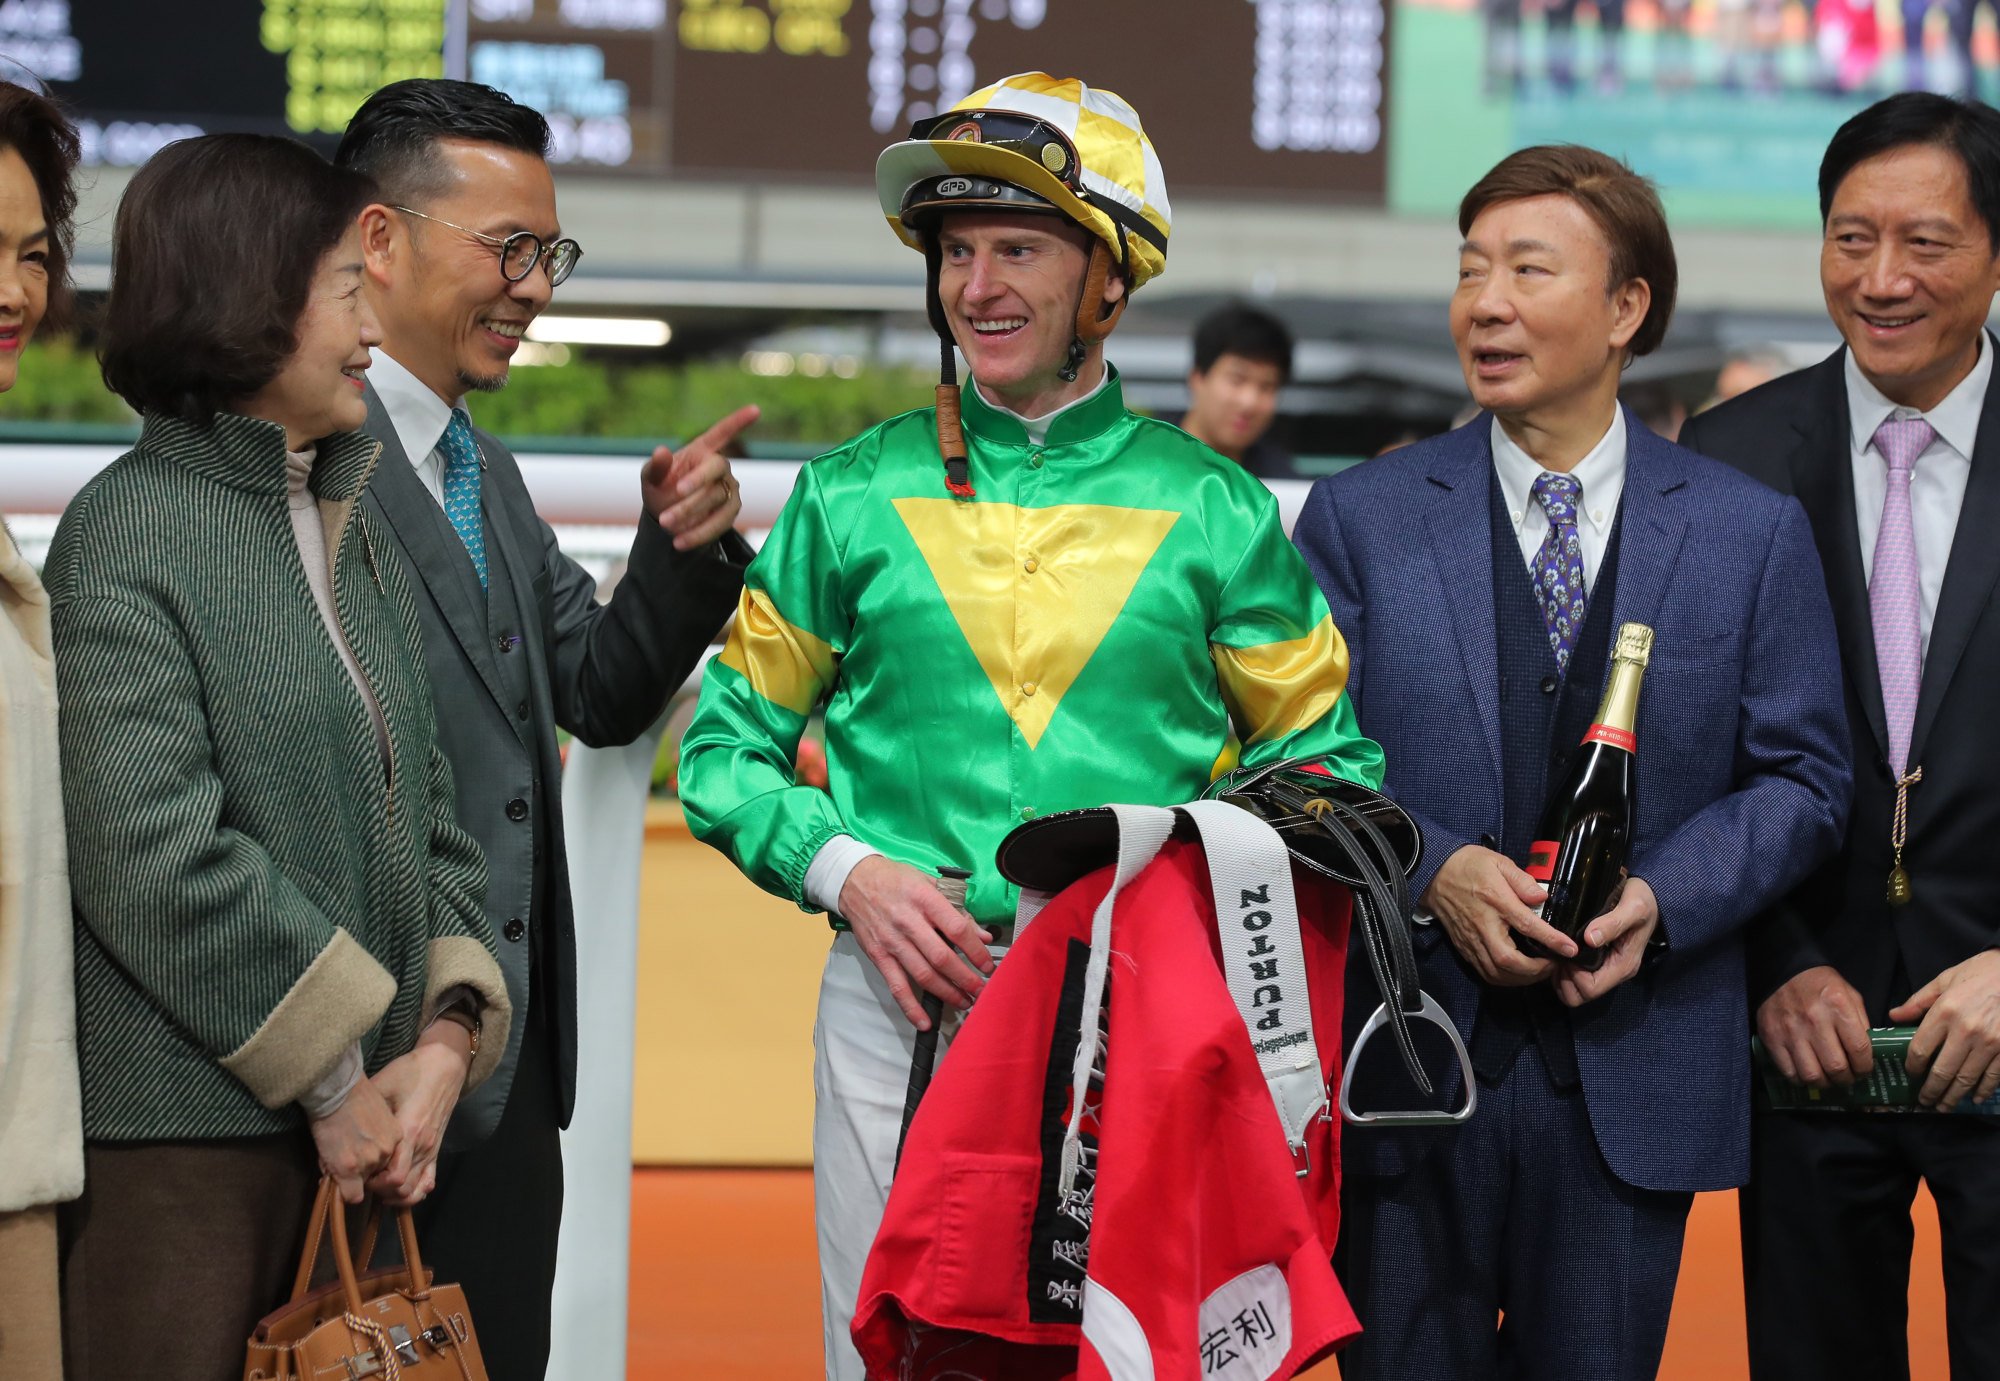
[1294,146,1852,1381]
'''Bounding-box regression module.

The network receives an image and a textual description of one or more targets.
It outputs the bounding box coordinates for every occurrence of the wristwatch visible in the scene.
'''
[434,1001,482,1058]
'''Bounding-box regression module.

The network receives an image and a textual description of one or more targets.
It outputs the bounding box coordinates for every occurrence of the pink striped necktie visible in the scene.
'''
[1870,414,1933,777]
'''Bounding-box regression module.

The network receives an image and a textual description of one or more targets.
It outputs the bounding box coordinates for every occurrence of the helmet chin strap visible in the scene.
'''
[924,236,976,499]
[1059,238,1128,383]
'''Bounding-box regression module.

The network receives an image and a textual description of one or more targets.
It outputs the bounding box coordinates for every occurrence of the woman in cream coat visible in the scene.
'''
[0,80,83,1379]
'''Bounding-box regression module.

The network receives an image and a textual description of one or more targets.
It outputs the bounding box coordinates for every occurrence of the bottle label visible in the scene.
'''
[1582,722,1637,753]
[1526,840,1559,882]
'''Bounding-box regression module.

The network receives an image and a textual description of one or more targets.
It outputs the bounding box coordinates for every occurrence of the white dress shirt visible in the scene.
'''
[368,348,465,508]
[1845,333,1989,658]
[1490,408,1628,590]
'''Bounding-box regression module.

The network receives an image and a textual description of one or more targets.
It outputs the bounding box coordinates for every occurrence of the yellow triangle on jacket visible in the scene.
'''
[892,498,1179,749]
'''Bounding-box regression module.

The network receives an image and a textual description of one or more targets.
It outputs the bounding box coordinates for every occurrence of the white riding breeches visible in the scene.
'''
[811,932,973,1381]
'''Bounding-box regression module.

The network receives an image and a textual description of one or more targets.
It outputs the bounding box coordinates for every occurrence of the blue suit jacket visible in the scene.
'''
[1295,410,1852,1192]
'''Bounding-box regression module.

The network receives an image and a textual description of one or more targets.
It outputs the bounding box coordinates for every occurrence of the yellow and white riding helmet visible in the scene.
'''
[875,73,1172,496]
[875,72,1172,293]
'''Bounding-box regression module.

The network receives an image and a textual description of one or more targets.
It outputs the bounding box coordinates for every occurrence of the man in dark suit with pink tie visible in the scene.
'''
[1680,91,2000,1381]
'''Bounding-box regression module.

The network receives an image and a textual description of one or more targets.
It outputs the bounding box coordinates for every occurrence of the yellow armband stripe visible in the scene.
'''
[715,587,838,718]
[1211,613,1351,745]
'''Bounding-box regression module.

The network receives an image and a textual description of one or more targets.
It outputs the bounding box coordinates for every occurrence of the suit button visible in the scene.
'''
[1540,676,1558,695]
[497,634,515,654]
[503,918,525,942]
[516,700,529,721]
[1480,833,1498,849]
[506,797,529,821]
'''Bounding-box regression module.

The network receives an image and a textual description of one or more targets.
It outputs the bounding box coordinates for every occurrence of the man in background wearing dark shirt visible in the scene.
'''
[1179,302,1294,477]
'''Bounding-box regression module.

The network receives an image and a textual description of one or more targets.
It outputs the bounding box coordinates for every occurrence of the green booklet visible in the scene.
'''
[1753,1027,2000,1114]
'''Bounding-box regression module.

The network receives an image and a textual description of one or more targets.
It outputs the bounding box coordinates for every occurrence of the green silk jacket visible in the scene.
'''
[679,369,1384,927]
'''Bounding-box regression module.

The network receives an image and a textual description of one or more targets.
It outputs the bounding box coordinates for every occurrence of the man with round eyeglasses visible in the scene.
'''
[334,78,754,1380]
[386,202,583,289]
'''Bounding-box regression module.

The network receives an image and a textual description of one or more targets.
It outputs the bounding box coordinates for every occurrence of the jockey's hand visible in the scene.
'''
[839,856,994,1030]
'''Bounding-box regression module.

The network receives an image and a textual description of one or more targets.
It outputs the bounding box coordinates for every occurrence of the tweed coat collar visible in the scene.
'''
[139,411,382,501]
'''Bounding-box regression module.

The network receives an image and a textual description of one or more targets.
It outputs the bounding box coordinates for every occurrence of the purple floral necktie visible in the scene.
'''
[1530,471,1588,672]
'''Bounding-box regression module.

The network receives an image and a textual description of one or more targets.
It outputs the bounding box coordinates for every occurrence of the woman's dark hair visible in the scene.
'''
[1819,93,2000,250]
[99,135,375,423]
[334,78,550,204]
[0,81,80,332]
[1193,303,1294,382]
[1459,144,1679,359]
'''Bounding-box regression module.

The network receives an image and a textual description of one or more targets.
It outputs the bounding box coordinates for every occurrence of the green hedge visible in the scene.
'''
[473,355,936,443]
[6,337,139,425]
[2,335,936,445]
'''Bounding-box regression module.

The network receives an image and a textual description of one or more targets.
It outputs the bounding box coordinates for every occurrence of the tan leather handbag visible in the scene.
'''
[244,1176,488,1380]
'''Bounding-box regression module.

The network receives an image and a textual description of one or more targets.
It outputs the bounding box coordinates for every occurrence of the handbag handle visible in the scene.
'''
[323,1184,370,1318]
[289,1177,431,1308]
[289,1177,338,1303]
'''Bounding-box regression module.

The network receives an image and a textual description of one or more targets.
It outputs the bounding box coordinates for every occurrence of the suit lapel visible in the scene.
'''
[1788,353,1889,761]
[1422,425,1504,793]
[362,387,511,716]
[1910,362,2000,765]
[1609,412,1691,640]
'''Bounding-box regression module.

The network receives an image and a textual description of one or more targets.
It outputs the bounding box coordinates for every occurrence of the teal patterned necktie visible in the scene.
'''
[1530,471,1587,672]
[438,407,488,590]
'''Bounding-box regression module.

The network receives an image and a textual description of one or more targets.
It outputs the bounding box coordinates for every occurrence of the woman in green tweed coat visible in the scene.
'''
[45,136,511,1380]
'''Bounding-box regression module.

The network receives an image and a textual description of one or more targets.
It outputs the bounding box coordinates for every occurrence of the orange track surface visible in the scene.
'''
[628,1171,1950,1379]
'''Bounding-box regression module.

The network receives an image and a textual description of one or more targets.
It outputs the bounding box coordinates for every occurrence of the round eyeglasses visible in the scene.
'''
[392,205,583,287]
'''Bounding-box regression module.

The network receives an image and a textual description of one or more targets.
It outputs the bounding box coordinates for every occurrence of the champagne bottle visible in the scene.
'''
[1518,623,1652,973]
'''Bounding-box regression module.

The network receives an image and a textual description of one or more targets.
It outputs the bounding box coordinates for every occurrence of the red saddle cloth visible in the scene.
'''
[852,835,1361,1381]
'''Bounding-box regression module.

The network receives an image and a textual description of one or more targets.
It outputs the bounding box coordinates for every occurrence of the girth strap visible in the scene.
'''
[1045,802,1328,1193]
[1178,800,1329,1166]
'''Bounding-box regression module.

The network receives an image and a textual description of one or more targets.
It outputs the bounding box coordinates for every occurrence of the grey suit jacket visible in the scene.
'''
[361,385,747,1142]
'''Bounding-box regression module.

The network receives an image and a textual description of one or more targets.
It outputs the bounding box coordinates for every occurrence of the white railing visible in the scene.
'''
[1,444,1313,533]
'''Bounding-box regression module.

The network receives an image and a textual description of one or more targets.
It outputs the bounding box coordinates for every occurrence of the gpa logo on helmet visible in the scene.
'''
[947,121,983,142]
[935,176,975,197]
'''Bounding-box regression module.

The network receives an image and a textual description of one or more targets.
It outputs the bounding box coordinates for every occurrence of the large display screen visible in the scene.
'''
[7,1,453,166]
[659,0,1390,196]
[2,0,1391,199]
[1385,0,1933,227]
